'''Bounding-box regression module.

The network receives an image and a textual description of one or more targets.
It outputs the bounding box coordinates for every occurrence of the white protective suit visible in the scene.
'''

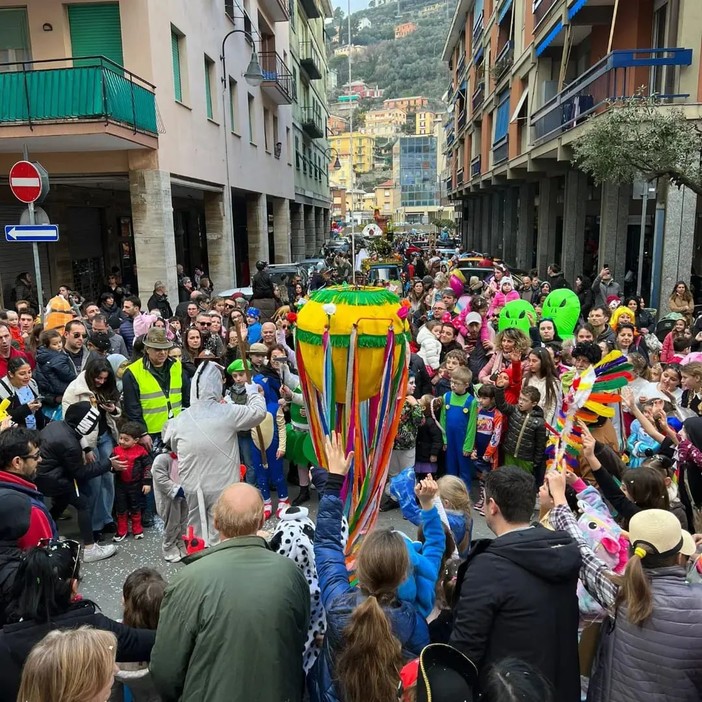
[163,361,266,545]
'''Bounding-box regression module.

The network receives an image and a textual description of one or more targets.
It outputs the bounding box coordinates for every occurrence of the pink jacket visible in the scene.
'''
[488,290,520,318]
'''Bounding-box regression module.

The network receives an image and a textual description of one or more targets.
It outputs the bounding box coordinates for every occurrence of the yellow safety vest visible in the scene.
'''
[129,358,183,434]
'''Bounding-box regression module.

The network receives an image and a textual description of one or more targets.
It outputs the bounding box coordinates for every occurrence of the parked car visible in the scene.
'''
[367,263,402,283]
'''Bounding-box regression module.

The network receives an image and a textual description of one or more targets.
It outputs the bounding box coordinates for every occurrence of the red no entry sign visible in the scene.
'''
[9,161,43,203]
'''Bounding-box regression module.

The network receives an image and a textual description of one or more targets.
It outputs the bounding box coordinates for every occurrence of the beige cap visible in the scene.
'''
[629,509,696,558]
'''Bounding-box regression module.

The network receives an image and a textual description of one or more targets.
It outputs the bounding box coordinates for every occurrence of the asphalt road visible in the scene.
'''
[68,484,493,620]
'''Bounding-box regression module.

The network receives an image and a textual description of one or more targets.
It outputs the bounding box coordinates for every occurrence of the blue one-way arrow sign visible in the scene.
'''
[5,224,59,242]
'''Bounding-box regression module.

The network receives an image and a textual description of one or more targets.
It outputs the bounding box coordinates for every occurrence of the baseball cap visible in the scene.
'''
[464,312,482,326]
[248,342,268,355]
[629,509,696,558]
[227,359,251,374]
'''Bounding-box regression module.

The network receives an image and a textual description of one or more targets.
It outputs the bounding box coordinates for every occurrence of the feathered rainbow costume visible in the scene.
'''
[547,351,634,471]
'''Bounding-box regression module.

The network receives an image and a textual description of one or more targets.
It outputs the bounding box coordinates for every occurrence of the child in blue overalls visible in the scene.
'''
[440,365,477,491]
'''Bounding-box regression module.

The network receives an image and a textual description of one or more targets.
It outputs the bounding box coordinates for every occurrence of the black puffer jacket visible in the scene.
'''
[0,490,30,626]
[36,406,111,497]
[251,270,275,299]
[33,347,76,407]
[494,387,546,467]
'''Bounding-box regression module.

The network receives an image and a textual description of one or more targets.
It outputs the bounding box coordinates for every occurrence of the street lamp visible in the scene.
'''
[221,29,264,88]
[324,147,341,171]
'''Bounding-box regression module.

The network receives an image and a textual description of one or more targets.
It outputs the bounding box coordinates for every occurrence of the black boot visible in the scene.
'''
[292,486,310,506]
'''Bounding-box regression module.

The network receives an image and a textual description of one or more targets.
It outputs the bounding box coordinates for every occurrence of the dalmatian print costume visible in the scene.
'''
[270,506,349,674]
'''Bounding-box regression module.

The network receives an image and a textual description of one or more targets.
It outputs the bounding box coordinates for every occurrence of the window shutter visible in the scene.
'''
[68,3,124,68]
[172,32,182,102]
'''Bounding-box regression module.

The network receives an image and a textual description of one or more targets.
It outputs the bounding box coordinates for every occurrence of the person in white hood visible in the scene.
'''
[163,359,266,545]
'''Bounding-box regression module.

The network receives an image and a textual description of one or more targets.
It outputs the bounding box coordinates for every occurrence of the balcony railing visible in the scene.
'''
[472,82,485,112]
[472,11,484,44]
[300,41,323,80]
[456,52,466,78]
[531,48,693,144]
[471,155,481,178]
[260,52,293,105]
[493,138,508,165]
[457,109,466,132]
[445,176,453,192]
[301,105,324,138]
[0,56,157,135]
[493,40,514,83]
[456,168,464,186]
[533,0,558,27]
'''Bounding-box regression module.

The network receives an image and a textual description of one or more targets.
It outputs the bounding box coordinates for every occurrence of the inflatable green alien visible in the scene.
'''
[498,299,537,334]
[542,289,581,340]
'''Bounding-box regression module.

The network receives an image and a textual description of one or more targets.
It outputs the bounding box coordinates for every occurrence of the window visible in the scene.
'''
[229,78,239,133]
[273,115,279,149]
[204,55,215,120]
[295,136,300,169]
[248,94,256,143]
[171,28,183,102]
[292,67,298,102]
[225,0,235,20]
[493,89,510,143]
[69,3,123,67]
[0,8,31,68]
[287,127,292,165]
[264,107,271,151]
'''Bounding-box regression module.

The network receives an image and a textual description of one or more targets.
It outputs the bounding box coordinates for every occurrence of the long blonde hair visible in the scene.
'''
[336,529,409,702]
[438,475,473,554]
[18,626,117,702]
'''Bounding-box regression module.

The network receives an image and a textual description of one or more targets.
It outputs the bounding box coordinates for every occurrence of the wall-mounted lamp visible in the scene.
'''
[42,23,53,31]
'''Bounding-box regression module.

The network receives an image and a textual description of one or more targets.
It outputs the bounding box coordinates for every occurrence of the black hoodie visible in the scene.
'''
[0,491,30,626]
[451,525,581,702]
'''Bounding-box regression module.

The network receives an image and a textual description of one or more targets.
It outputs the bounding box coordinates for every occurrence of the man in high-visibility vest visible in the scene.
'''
[122,327,191,451]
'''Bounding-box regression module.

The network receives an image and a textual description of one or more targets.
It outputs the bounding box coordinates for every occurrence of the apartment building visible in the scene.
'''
[328,113,348,135]
[0,0,302,303]
[331,185,347,219]
[289,0,333,263]
[329,132,375,191]
[394,21,418,39]
[415,110,437,135]
[365,107,408,136]
[383,96,429,112]
[443,0,702,308]
[375,179,400,216]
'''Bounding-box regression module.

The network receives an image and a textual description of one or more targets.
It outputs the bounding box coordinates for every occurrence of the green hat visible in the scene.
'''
[227,358,251,374]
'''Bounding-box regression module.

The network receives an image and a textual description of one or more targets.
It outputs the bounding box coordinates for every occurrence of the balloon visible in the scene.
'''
[295,286,409,404]
[449,270,465,298]
[498,299,536,334]
[542,289,581,339]
[45,295,73,331]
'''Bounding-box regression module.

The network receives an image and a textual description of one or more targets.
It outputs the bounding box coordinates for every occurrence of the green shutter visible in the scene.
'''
[204,58,213,119]
[172,32,182,102]
[68,3,124,68]
[0,8,31,62]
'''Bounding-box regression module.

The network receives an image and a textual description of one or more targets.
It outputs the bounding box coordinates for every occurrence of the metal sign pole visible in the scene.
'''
[23,144,44,322]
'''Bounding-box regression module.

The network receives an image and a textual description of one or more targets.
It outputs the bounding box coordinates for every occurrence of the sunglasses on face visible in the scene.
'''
[72,333,87,339]
[198,321,211,326]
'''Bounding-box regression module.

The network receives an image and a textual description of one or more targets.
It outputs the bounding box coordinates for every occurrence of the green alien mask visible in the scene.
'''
[498,299,537,334]
[542,289,581,340]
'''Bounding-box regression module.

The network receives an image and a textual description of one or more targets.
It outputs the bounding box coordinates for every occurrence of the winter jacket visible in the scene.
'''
[100,329,128,358]
[416,325,441,371]
[576,283,594,318]
[415,416,443,463]
[409,353,432,398]
[488,289,519,318]
[150,536,310,702]
[251,270,275,299]
[591,276,621,307]
[396,505,446,618]
[548,272,569,290]
[494,387,546,467]
[119,317,135,353]
[450,526,581,702]
[61,371,121,445]
[0,377,46,431]
[33,346,77,406]
[312,475,429,702]
[0,472,56,552]
[0,600,155,701]
[36,421,112,497]
[146,292,173,319]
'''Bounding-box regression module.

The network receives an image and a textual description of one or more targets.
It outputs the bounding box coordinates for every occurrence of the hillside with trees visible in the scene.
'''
[328,0,455,103]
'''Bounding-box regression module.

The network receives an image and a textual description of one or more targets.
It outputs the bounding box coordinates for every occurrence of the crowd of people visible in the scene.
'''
[0,247,701,701]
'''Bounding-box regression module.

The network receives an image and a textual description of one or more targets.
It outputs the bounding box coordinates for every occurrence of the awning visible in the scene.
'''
[535,20,563,57]
[510,87,529,122]
[497,0,513,24]
[568,0,588,20]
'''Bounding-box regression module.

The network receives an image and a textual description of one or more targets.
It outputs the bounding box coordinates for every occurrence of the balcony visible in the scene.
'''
[472,82,485,113]
[471,155,481,178]
[300,41,322,80]
[457,109,466,133]
[456,52,466,78]
[493,138,508,165]
[456,168,464,186]
[531,48,693,145]
[260,52,293,105]
[301,105,325,138]
[0,57,157,152]
[299,0,321,19]
[533,0,558,28]
[492,40,514,83]
[472,11,484,44]
[259,0,290,22]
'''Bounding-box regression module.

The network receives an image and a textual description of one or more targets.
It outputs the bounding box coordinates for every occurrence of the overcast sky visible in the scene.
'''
[332,0,369,13]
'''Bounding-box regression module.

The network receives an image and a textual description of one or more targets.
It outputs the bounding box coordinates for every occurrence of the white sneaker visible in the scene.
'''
[83,542,117,563]
[164,551,182,563]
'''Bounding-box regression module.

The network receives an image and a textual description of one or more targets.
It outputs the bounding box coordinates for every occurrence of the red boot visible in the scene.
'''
[131,511,144,540]
[113,513,128,542]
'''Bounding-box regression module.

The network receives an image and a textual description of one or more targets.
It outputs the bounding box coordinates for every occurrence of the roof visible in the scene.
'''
[442,0,475,62]
[376,179,395,187]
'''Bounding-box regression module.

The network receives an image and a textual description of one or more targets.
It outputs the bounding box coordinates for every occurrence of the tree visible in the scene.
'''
[572,92,702,196]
